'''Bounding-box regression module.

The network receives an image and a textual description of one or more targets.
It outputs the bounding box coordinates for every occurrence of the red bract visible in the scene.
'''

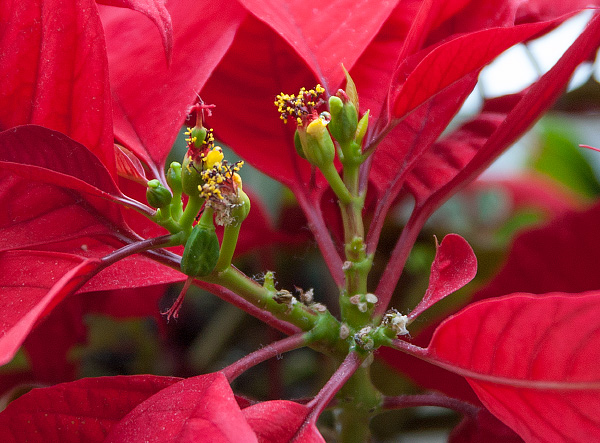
[407,234,477,320]
[425,293,600,441]
[0,375,181,442]
[2,0,600,440]
[0,373,323,442]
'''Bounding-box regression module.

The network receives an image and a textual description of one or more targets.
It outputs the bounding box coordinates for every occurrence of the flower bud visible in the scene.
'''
[294,129,306,159]
[146,179,172,209]
[328,92,358,145]
[229,188,251,226]
[180,223,220,277]
[167,162,182,194]
[355,110,369,146]
[185,126,208,148]
[297,112,335,168]
[181,154,205,197]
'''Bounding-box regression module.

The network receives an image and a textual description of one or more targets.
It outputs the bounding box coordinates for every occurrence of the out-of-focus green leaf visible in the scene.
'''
[531,121,600,198]
[494,209,546,246]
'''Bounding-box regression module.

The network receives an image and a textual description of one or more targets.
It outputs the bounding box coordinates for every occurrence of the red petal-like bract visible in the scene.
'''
[100,0,247,171]
[0,252,100,365]
[238,0,398,92]
[0,375,180,442]
[426,292,600,441]
[243,400,325,442]
[97,0,173,61]
[409,234,477,320]
[104,372,258,442]
[0,174,117,253]
[115,144,148,184]
[389,17,571,121]
[201,16,318,190]
[0,126,124,216]
[0,0,115,175]
[473,202,600,301]
[449,408,523,443]
[405,13,600,214]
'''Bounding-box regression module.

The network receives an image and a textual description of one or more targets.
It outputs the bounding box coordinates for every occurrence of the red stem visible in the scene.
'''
[294,186,345,287]
[388,338,428,357]
[374,206,430,317]
[200,281,303,336]
[365,175,407,256]
[110,232,303,336]
[100,234,175,265]
[383,393,479,418]
[221,333,307,382]
[305,352,362,423]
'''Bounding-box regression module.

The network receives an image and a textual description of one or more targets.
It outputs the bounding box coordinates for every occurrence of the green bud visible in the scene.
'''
[187,126,208,148]
[146,179,172,209]
[341,64,359,111]
[230,188,251,226]
[180,223,220,277]
[181,154,205,198]
[328,93,358,145]
[294,129,306,159]
[167,162,182,194]
[355,110,369,147]
[297,112,335,168]
[263,271,276,291]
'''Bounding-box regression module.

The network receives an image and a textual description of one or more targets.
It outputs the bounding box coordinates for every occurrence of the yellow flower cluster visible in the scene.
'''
[199,160,244,202]
[274,84,325,125]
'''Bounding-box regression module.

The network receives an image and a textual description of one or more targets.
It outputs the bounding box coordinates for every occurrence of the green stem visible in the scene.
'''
[215,223,241,272]
[153,208,181,234]
[197,206,215,229]
[319,162,353,205]
[170,190,184,221]
[336,365,382,443]
[179,194,204,234]
[208,266,321,332]
[338,152,374,329]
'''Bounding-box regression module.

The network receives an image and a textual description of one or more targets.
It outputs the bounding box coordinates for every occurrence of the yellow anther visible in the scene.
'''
[204,148,224,169]
[307,116,328,136]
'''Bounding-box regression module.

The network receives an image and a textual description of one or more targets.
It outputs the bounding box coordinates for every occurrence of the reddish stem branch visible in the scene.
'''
[365,178,405,256]
[114,193,156,218]
[100,234,176,266]
[221,333,308,382]
[305,352,362,423]
[383,393,479,418]
[388,337,428,357]
[110,232,303,336]
[294,186,345,287]
[374,206,430,317]
[200,281,303,336]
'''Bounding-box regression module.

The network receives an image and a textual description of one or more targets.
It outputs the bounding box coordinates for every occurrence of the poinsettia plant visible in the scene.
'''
[2,0,600,441]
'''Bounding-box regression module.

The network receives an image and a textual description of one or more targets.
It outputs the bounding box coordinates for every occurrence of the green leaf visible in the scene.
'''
[531,120,600,198]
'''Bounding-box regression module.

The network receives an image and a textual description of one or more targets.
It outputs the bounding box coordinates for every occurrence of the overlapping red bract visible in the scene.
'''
[243,400,324,442]
[426,292,600,441]
[473,202,600,300]
[0,373,322,442]
[0,0,115,173]
[2,0,600,440]
[100,0,247,172]
[0,375,181,442]
[0,252,100,366]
